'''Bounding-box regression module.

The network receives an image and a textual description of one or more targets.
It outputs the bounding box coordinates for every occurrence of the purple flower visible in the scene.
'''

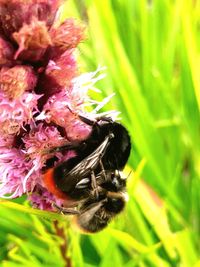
[0,0,109,211]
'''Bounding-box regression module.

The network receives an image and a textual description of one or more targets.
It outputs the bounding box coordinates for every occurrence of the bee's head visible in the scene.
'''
[99,170,126,192]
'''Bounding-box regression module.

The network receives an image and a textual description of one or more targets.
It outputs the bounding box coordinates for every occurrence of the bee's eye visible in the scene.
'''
[111,172,115,178]
[111,176,125,190]
[112,177,119,187]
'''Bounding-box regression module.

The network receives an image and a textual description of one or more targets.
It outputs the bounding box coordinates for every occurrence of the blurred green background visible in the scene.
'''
[1,0,200,266]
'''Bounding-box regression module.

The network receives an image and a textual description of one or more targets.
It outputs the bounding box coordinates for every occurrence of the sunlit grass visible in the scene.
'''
[1,0,200,266]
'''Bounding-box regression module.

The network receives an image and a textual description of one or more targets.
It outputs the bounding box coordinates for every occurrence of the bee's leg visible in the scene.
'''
[78,114,113,126]
[99,159,107,181]
[78,115,96,126]
[95,116,114,123]
[29,145,78,159]
[52,203,79,215]
[91,170,99,199]
[44,142,81,155]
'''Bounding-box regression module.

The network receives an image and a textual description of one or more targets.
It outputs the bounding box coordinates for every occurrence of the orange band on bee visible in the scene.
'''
[43,168,68,200]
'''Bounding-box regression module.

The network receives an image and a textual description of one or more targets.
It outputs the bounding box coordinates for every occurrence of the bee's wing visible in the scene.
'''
[76,199,108,233]
[55,134,113,199]
[66,134,112,178]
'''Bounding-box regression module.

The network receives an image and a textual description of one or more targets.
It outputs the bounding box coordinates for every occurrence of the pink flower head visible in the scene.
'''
[0,0,112,211]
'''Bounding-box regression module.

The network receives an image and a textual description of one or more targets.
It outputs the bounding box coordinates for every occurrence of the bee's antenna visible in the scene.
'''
[120,170,132,180]
[127,170,132,179]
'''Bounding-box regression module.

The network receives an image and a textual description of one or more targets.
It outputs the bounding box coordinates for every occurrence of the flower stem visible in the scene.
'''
[54,220,72,267]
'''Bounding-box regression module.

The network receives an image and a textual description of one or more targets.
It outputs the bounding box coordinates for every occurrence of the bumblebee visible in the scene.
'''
[44,115,131,232]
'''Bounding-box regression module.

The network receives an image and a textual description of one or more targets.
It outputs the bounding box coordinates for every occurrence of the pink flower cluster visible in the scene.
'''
[0,0,103,210]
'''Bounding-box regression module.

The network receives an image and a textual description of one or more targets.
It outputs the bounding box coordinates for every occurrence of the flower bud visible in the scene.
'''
[13,20,52,62]
[49,19,85,56]
[0,0,62,39]
[0,65,37,99]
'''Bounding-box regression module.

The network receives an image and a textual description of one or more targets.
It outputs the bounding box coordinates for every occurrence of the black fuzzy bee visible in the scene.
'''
[44,115,131,233]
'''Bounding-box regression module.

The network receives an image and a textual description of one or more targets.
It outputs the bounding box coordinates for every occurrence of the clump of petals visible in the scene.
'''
[0,148,32,198]
[45,50,77,86]
[22,123,68,166]
[0,65,37,99]
[13,20,52,62]
[0,135,15,148]
[0,36,14,66]
[0,0,63,39]
[0,92,40,135]
[50,18,85,54]
[38,50,77,98]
